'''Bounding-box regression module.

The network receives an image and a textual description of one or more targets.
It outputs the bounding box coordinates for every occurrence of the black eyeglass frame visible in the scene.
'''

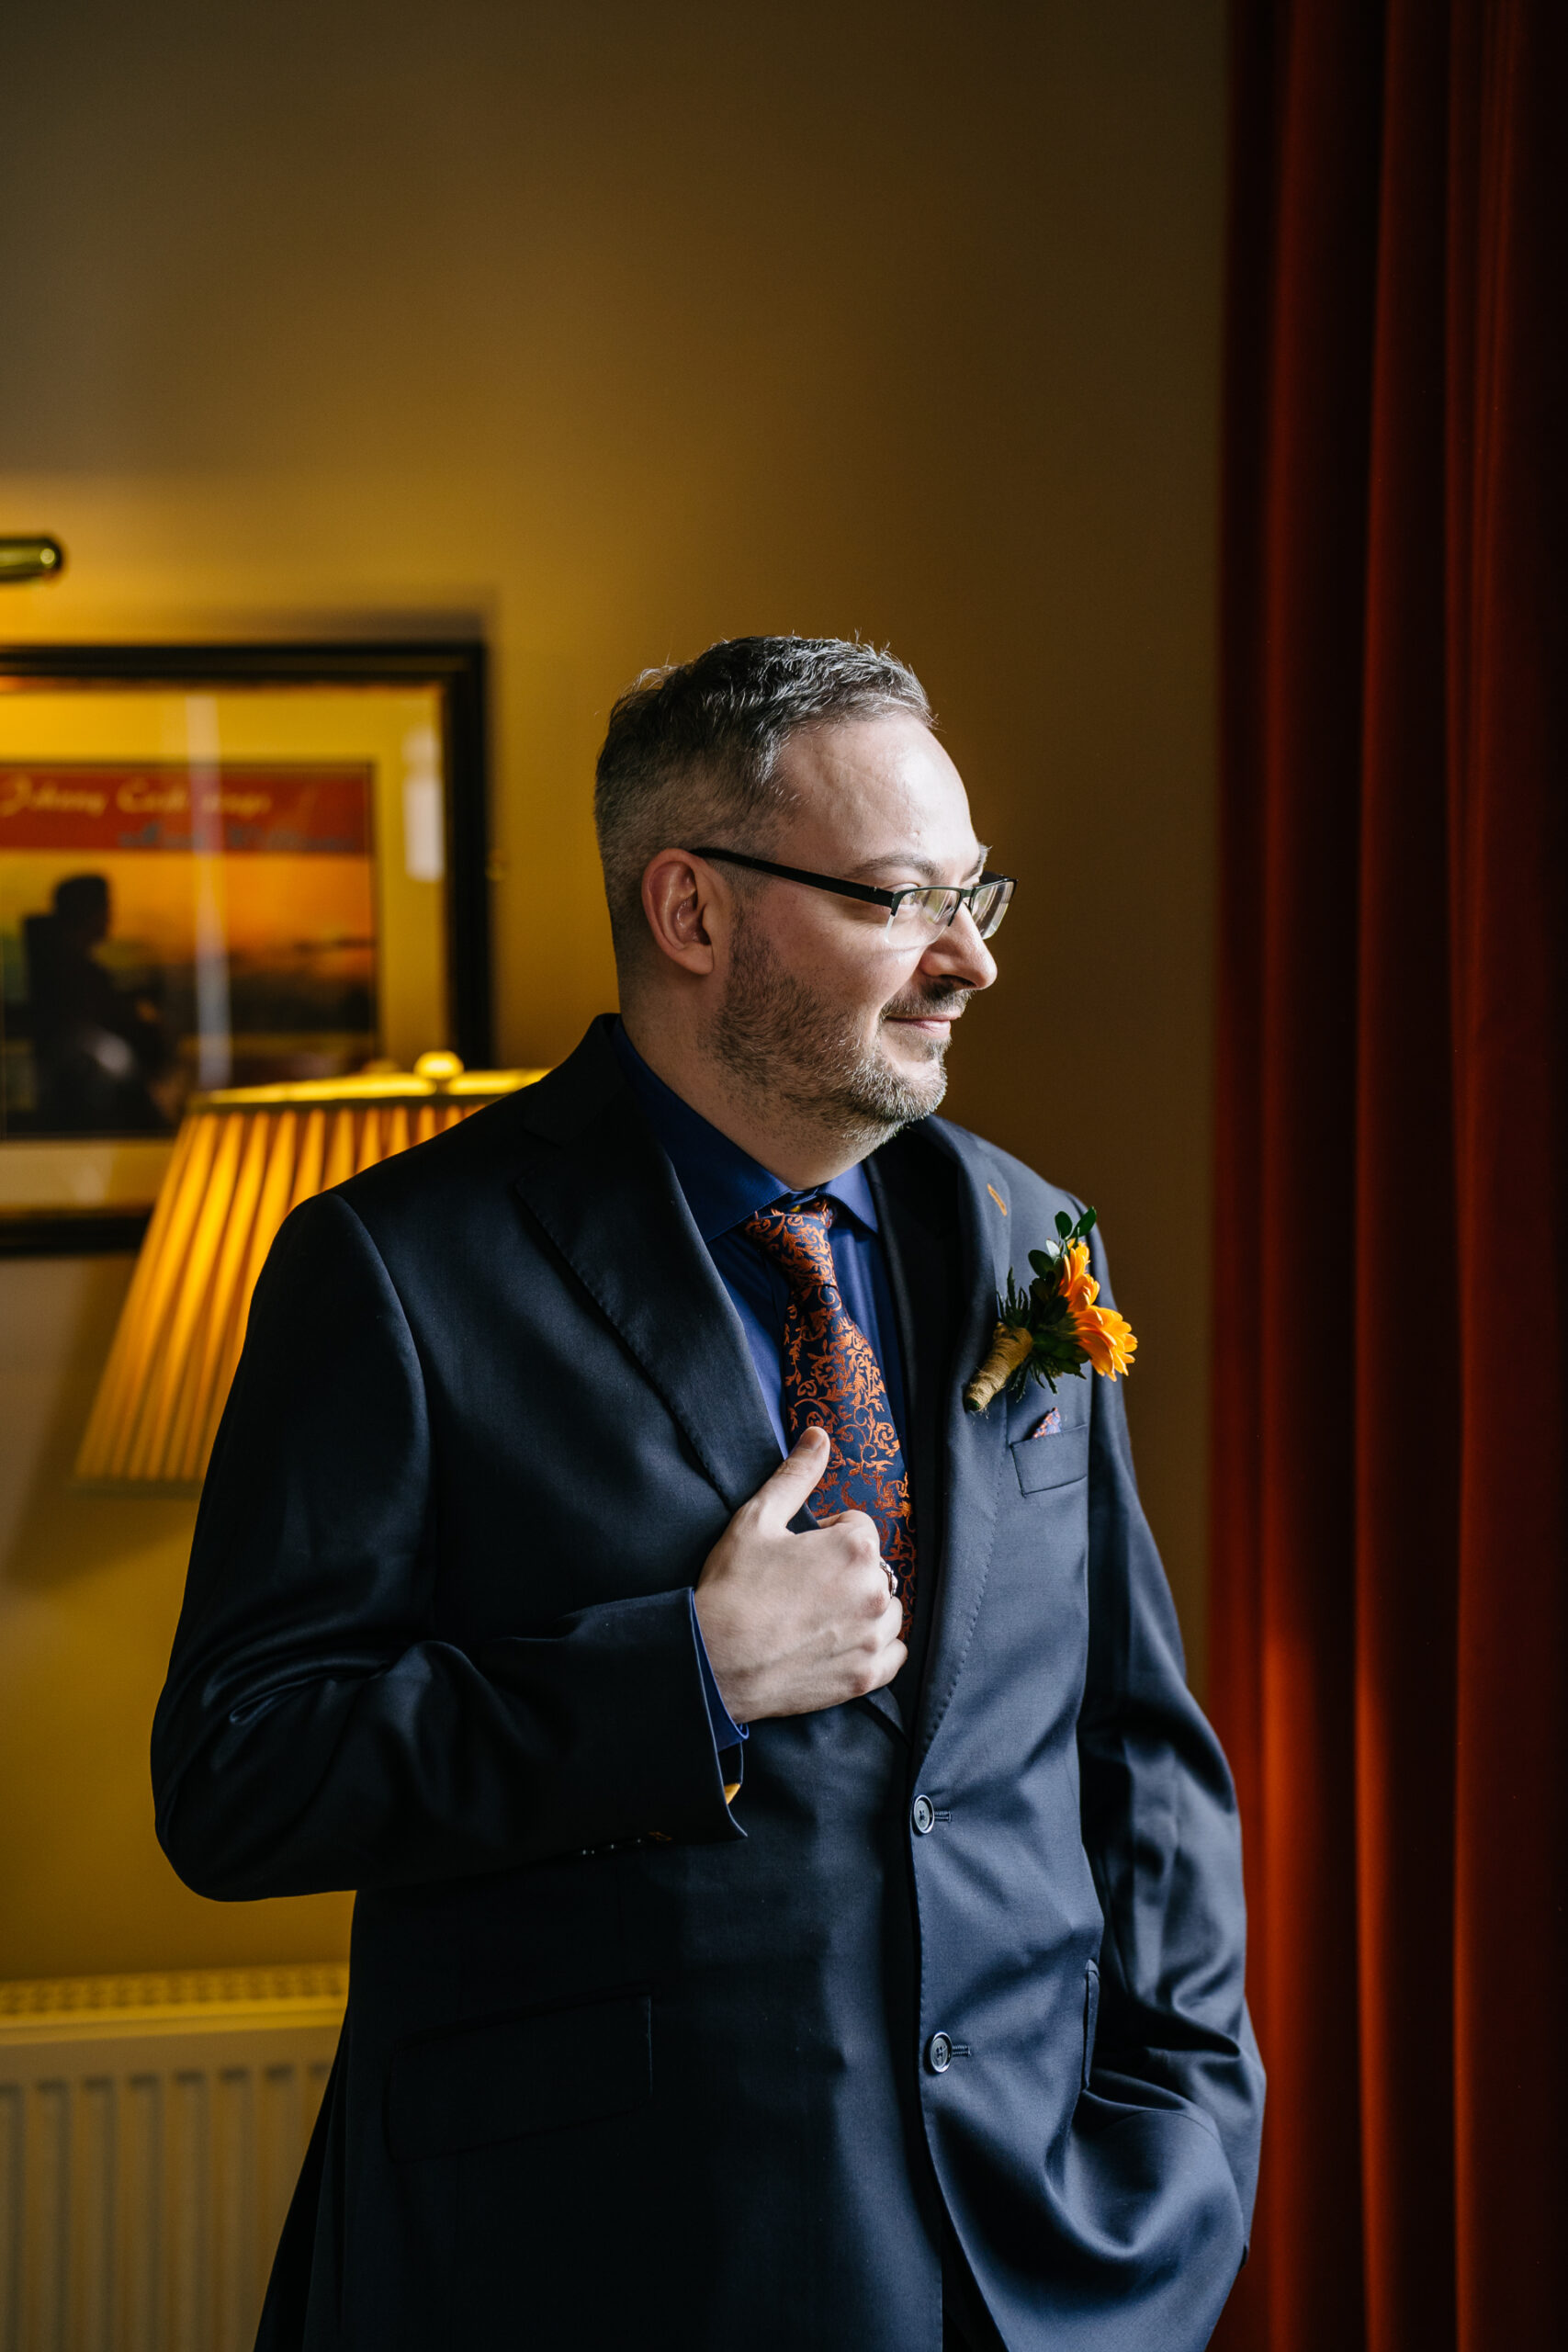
[687,846,1016,940]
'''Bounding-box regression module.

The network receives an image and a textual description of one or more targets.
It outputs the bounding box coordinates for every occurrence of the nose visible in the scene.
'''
[919,902,998,992]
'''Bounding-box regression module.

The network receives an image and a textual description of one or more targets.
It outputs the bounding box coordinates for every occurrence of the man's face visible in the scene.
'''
[706,711,998,1139]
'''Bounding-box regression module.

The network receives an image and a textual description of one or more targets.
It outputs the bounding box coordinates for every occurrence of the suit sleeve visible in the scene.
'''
[1075,1222,1266,2239]
[151,1190,741,1902]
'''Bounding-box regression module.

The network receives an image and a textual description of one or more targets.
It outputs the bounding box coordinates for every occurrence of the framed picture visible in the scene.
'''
[0,642,490,1254]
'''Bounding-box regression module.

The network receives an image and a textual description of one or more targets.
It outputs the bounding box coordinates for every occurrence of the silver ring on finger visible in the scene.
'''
[884,1563,898,1598]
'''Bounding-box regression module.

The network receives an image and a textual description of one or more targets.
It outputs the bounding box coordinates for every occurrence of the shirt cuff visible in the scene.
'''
[688,1589,747,1794]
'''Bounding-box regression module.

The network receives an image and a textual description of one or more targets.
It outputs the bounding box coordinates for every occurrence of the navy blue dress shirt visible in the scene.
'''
[611,1023,912,1768]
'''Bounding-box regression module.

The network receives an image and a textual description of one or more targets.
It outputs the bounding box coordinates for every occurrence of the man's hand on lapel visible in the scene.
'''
[694,1426,908,1722]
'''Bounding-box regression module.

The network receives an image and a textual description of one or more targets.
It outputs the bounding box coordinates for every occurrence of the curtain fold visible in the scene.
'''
[1212,5,1566,2349]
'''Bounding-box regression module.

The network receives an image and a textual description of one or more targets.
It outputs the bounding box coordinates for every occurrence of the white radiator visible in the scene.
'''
[0,1964,346,2352]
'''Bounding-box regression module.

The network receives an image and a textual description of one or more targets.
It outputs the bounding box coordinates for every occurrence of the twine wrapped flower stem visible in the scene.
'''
[963,1204,1138,1415]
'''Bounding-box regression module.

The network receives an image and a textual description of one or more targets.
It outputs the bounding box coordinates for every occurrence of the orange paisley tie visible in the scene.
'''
[741,1195,916,1635]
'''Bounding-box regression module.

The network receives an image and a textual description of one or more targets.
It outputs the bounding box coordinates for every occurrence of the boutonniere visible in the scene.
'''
[963,1205,1137,1415]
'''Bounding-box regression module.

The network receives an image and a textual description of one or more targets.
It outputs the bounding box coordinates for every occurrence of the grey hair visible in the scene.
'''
[592,634,932,966]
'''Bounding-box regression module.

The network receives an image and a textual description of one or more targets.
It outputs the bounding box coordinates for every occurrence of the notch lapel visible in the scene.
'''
[908,1126,1010,1770]
[508,1025,782,1515]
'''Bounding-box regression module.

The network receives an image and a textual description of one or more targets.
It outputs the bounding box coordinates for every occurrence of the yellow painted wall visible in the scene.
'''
[0,0,1224,1978]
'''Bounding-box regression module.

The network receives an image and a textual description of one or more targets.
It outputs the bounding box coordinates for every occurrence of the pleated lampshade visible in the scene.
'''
[75,1052,545,1491]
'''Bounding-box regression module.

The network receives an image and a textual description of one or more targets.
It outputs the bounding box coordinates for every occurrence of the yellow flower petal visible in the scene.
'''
[1070,1301,1137,1380]
[1058,1238,1099,1314]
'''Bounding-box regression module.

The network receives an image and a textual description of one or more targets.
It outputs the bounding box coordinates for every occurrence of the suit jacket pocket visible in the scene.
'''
[387,1989,651,2160]
[1011,1422,1089,1495]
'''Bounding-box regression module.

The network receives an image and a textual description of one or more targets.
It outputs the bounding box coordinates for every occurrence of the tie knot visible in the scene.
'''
[742,1194,837,1290]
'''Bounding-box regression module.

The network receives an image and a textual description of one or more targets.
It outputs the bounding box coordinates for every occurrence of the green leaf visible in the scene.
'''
[1055,1210,1072,1238]
[1078,1204,1098,1237]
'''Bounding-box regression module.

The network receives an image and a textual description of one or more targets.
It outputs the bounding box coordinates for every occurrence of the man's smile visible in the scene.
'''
[886,1011,958,1035]
[881,982,973,1041]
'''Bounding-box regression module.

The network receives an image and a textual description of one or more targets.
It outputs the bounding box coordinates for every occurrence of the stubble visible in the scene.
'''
[708,913,967,1155]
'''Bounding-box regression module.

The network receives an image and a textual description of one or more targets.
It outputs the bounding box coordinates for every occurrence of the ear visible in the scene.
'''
[639,847,725,976]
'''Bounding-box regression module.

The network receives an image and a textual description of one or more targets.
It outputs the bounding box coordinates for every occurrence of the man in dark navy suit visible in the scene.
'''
[153,637,1262,2350]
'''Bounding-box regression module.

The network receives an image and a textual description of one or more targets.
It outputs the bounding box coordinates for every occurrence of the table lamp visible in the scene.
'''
[74,1051,544,1492]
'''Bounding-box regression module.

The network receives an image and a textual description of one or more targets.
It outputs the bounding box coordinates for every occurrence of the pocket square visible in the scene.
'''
[1026,1408,1063,1439]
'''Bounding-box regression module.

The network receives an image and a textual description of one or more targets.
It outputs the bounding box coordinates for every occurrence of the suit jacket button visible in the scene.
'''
[911,1793,936,1836]
[927,2031,953,2073]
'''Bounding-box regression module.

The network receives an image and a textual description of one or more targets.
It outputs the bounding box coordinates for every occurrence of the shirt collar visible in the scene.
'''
[609,1020,879,1244]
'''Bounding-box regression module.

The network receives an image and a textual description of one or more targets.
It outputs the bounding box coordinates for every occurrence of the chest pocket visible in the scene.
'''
[1010,1420,1089,1496]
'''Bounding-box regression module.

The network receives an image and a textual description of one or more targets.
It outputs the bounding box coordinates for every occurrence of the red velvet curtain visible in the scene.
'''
[1211,5,1567,2349]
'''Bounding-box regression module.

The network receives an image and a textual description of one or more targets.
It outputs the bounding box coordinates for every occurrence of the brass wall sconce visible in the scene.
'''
[0,537,66,582]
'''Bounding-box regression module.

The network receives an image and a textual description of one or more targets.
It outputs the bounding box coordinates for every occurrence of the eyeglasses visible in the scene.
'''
[687,847,1016,944]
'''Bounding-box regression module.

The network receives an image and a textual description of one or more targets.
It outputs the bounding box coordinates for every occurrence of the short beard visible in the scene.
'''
[708,914,965,1158]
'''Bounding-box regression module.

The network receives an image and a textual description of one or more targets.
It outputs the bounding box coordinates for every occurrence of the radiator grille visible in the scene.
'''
[0,1965,346,2352]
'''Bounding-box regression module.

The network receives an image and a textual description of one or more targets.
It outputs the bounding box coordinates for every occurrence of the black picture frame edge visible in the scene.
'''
[0,1209,152,1260]
[0,639,493,1255]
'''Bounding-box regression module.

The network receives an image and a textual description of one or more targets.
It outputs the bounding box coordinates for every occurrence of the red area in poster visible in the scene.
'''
[0,764,372,854]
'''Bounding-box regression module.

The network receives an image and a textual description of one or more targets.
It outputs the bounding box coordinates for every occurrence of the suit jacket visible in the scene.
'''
[152,1018,1263,2352]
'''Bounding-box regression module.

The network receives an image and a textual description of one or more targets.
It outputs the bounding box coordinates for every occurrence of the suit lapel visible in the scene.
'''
[508,1023,782,1515]
[896,1124,1010,1770]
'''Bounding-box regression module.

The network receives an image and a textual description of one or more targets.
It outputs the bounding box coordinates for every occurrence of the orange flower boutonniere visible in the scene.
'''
[963,1204,1138,1415]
